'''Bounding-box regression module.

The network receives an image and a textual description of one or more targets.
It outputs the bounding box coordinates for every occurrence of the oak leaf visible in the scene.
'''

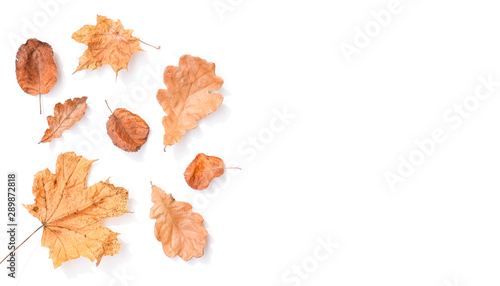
[40,97,88,143]
[15,38,57,112]
[72,15,143,76]
[150,184,208,260]
[24,152,130,268]
[184,153,225,190]
[106,103,150,152]
[156,55,224,149]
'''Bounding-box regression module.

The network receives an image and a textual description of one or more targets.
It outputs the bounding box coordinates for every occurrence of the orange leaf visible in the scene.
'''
[150,184,208,260]
[72,15,143,76]
[24,152,130,268]
[156,55,224,148]
[15,38,57,96]
[40,97,88,143]
[184,153,225,190]
[106,106,150,152]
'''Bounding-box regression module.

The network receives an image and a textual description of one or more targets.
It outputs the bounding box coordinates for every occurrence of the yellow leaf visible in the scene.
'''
[72,15,143,76]
[24,152,130,268]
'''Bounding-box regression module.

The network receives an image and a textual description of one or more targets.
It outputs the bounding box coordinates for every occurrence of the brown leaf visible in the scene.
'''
[106,106,150,152]
[40,97,88,143]
[24,152,130,268]
[184,153,225,190]
[156,55,224,149]
[72,15,143,76]
[150,184,208,260]
[15,38,57,96]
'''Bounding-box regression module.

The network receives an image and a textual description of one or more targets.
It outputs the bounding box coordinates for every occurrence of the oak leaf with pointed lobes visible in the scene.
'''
[106,107,150,152]
[15,38,57,95]
[184,153,225,190]
[24,152,130,268]
[156,55,224,149]
[72,15,143,76]
[150,184,208,260]
[40,97,88,143]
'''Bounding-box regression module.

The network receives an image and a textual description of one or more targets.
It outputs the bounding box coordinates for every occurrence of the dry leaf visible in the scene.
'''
[184,153,225,190]
[24,152,130,268]
[150,184,208,260]
[156,55,224,149]
[15,38,57,112]
[106,105,150,152]
[40,97,88,143]
[72,15,143,75]
[16,38,57,95]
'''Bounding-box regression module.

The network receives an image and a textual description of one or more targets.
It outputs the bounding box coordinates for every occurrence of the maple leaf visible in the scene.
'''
[150,184,208,260]
[15,38,58,113]
[156,55,224,149]
[72,15,143,76]
[23,152,130,268]
[40,96,88,143]
[106,102,150,152]
[184,153,225,190]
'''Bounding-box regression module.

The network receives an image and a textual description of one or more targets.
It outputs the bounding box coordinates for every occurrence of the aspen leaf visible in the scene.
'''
[150,184,208,260]
[23,152,130,268]
[72,15,143,76]
[106,103,150,152]
[184,153,225,190]
[40,97,88,143]
[15,38,58,113]
[156,55,224,149]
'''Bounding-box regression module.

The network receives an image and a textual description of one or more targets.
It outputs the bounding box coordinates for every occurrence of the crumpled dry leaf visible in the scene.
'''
[15,38,57,95]
[24,152,130,268]
[106,106,150,152]
[184,153,225,190]
[40,97,88,143]
[150,184,208,260]
[156,55,224,149]
[72,15,143,76]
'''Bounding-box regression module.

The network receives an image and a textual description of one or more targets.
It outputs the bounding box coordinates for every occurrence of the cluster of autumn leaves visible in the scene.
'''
[24,152,223,268]
[9,15,235,268]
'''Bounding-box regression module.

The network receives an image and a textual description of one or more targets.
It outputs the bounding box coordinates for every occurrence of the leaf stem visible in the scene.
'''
[139,39,160,50]
[39,93,42,115]
[0,225,43,265]
[105,100,113,114]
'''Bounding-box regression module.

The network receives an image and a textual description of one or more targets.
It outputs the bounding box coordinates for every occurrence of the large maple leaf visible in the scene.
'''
[156,55,224,149]
[24,152,130,268]
[72,15,143,76]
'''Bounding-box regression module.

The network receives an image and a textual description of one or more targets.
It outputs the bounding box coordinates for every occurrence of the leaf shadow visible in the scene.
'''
[60,257,95,278]
[117,50,150,84]
[217,87,233,97]
[201,103,232,128]
[186,232,213,265]
[71,55,116,81]
[171,127,204,162]
[49,52,65,99]
[171,103,231,162]
[96,240,134,275]
[115,137,149,163]
[61,227,134,278]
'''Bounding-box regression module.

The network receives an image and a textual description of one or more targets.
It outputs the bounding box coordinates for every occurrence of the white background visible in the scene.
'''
[1,0,500,285]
